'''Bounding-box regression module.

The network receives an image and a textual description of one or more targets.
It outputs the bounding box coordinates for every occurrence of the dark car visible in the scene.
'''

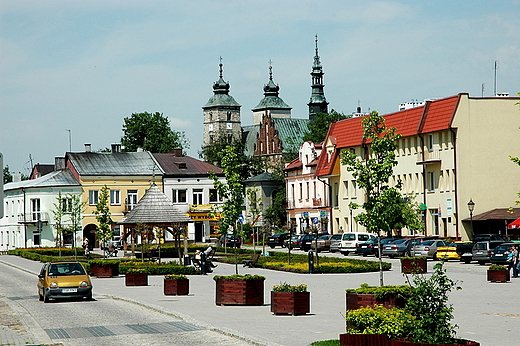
[356,238,394,257]
[284,234,303,250]
[267,233,291,248]
[299,234,316,251]
[471,240,507,265]
[217,234,241,248]
[490,243,517,264]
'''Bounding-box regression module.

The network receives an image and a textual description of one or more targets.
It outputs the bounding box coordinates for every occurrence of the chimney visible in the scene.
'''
[111,143,121,153]
[13,172,22,182]
[357,106,361,113]
[54,157,65,170]
[84,143,91,152]
[171,148,183,157]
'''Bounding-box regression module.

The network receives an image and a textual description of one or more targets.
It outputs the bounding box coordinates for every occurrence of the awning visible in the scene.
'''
[508,218,520,229]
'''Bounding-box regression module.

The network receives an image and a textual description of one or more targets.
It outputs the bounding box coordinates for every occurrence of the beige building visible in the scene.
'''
[316,93,520,240]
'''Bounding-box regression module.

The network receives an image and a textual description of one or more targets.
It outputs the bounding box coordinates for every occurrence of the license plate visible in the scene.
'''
[495,254,503,256]
[62,288,77,293]
[361,246,367,248]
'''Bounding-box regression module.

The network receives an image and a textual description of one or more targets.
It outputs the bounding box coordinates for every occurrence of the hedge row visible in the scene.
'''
[119,261,199,275]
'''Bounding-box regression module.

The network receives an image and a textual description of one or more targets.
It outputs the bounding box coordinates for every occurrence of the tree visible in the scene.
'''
[93,185,113,258]
[210,145,245,274]
[121,112,190,153]
[341,111,422,285]
[302,110,350,144]
[52,192,67,255]
[3,165,12,184]
[200,132,263,181]
[68,193,85,259]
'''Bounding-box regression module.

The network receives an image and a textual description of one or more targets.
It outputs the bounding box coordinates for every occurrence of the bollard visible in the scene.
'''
[183,255,191,266]
[308,250,314,274]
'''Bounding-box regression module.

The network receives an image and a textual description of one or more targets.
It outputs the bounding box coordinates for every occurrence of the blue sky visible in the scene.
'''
[1,0,519,175]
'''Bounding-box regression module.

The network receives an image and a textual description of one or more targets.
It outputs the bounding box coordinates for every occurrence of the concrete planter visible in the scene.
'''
[487,269,510,282]
[271,291,310,315]
[164,278,189,295]
[90,263,119,278]
[401,258,427,274]
[125,272,148,286]
[215,278,264,306]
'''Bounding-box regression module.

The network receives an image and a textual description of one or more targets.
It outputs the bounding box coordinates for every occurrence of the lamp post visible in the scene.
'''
[349,202,354,233]
[468,199,475,239]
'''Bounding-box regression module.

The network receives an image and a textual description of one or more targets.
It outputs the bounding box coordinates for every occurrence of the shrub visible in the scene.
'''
[345,283,415,300]
[272,282,307,292]
[213,274,265,281]
[345,305,416,339]
[488,264,508,270]
[164,274,188,280]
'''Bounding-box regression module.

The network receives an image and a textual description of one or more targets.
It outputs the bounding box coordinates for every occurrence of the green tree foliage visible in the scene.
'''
[94,185,113,257]
[52,192,67,252]
[302,110,350,144]
[264,182,288,228]
[69,194,85,257]
[201,132,263,181]
[3,166,12,184]
[121,112,190,153]
[210,145,245,273]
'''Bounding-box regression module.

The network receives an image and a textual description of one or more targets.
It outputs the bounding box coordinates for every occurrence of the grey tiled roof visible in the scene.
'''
[242,125,259,157]
[4,169,80,191]
[272,118,309,147]
[117,184,192,224]
[67,152,162,176]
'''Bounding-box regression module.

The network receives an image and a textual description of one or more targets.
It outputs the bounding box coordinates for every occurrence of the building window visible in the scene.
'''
[89,190,99,205]
[306,182,310,199]
[30,198,40,221]
[209,189,221,203]
[193,189,203,205]
[61,197,73,213]
[333,183,339,207]
[428,172,435,192]
[428,134,434,152]
[172,189,187,203]
[352,181,357,198]
[110,189,121,205]
[343,181,349,198]
[127,190,138,211]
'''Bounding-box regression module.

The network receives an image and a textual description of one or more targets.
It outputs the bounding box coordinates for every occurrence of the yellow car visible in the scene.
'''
[437,241,472,261]
[37,261,93,303]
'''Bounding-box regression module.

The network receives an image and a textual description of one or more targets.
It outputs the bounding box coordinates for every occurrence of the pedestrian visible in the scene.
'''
[512,245,519,278]
[83,237,91,259]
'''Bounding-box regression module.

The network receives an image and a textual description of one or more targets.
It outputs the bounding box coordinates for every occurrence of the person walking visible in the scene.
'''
[83,237,91,259]
[511,245,519,278]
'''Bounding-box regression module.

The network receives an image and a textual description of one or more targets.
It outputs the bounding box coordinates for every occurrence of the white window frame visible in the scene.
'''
[110,189,121,205]
[89,190,99,205]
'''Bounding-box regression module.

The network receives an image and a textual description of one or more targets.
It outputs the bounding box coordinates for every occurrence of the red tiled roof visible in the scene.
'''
[153,153,223,176]
[315,94,462,177]
[284,158,302,171]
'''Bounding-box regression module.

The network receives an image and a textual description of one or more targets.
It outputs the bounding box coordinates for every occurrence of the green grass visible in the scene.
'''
[309,340,340,346]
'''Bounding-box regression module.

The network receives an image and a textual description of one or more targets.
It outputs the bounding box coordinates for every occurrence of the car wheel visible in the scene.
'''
[463,258,471,264]
[342,251,349,256]
[478,261,486,265]
[388,254,395,259]
[433,253,438,261]
[85,292,93,301]
[269,246,275,249]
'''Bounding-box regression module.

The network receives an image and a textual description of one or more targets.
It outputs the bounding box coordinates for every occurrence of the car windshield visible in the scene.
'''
[392,239,408,244]
[331,234,342,240]
[342,233,356,241]
[421,240,435,246]
[318,235,329,240]
[48,263,85,276]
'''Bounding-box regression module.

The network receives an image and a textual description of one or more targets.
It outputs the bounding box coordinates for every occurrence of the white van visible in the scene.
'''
[339,232,375,256]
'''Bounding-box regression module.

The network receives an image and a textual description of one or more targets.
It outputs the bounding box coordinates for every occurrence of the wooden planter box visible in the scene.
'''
[346,293,407,311]
[390,339,480,346]
[339,334,479,346]
[125,273,148,286]
[487,269,510,282]
[340,333,390,346]
[271,291,310,315]
[215,278,264,306]
[90,263,119,278]
[401,258,427,274]
[164,278,189,295]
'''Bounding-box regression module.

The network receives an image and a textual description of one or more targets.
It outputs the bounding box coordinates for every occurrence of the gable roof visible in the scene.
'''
[153,153,223,177]
[4,169,80,191]
[29,164,55,179]
[67,151,162,176]
[117,184,192,225]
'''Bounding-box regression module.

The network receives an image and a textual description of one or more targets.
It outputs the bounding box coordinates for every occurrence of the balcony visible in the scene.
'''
[416,150,441,165]
[18,212,50,224]
[312,198,323,207]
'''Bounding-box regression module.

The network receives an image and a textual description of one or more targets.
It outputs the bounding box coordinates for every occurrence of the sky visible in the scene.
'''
[1,0,520,175]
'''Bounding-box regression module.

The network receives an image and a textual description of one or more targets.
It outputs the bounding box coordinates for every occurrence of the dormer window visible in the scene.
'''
[178,163,187,169]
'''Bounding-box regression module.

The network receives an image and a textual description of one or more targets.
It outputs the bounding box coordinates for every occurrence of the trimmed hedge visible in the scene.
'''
[119,261,199,275]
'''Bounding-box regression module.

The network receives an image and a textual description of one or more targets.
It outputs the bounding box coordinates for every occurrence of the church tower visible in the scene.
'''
[308,35,329,120]
[251,63,292,125]
[202,60,242,149]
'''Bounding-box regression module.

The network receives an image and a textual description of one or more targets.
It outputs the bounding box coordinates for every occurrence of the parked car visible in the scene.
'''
[37,261,93,303]
[339,232,375,256]
[217,234,241,248]
[356,237,394,257]
[284,234,303,250]
[436,242,461,261]
[471,240,507,265]
[267,233,291,248]
[329,233,343,253]
[382,238,425,258]
[410,240,450,259]
[489,243,517,265]
[299,234,317,252]
[311,235,332,252]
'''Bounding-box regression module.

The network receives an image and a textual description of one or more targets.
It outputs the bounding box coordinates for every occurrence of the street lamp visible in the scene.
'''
[468,199,475,239]
[348,202,354,233]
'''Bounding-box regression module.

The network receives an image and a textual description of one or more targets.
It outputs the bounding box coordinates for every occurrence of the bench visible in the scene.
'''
[243,254,260,268]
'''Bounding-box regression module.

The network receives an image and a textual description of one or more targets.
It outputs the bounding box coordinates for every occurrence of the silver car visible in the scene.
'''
[329,233,343,253]
[410,240,449,259]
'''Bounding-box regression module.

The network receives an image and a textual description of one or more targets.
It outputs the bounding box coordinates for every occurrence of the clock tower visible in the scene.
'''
[308,35,329,120]
[202,61,242,151]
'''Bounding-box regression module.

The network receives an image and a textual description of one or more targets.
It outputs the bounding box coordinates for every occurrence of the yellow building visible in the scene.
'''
[65,145,162,246]
[316,94,520,240]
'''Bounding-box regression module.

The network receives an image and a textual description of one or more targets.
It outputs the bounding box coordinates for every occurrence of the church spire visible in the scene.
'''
[308,35,329,121]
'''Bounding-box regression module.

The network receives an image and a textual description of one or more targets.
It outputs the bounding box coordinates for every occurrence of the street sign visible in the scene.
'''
[312,217,319,224]
[238,214,244,223]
